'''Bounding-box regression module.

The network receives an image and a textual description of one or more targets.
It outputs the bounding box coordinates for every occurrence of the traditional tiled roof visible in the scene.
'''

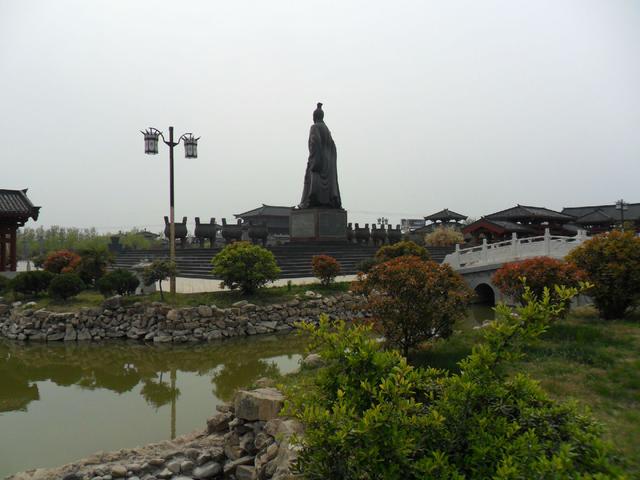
[0,189,40,224]
[234,204,293,218]
[562,203,640,222]
[463,218,536,235]
[574,209,615,225]
[486,204,574,222]
[424,208,467,222]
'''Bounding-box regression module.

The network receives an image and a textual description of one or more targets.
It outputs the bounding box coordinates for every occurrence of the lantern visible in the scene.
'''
[141,128,161,155]
[183,134,200,159]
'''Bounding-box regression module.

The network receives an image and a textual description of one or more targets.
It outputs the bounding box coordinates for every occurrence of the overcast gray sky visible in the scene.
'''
[2,0,639,233]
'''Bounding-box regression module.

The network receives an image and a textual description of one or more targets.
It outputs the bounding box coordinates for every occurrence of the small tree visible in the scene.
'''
[312,255,342,286]
[567,230,640,319]
[48,273,85,300]
[78,246,113,286]
[424,226,464,247]
[375,240,430,263]
[97,269,140,297]
[43,249,81,274]
[492,257,586,314]
[142,260,177,301]
[211,241,280,294]
[11,271,54,297]
[353,256,472,356]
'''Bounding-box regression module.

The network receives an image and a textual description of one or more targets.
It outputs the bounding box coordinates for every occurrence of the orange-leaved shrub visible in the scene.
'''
[311,255,341,286]
[43,249,81,274]
[353,255,472,356]
[424,226,464,247]
[492,257,586,312]
[567,230,640,319]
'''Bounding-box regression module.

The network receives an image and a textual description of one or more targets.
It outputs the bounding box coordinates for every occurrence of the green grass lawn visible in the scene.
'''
[414,306,640,476]
[8,281,352,312]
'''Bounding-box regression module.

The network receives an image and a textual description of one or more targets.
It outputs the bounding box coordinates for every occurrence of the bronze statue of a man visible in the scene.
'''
[299,103,342,209]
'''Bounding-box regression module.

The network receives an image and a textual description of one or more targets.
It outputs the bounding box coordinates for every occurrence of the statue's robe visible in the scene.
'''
[299,121,342,209]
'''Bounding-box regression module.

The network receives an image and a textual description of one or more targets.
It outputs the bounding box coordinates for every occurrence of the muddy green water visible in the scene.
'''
[0,307,495,477]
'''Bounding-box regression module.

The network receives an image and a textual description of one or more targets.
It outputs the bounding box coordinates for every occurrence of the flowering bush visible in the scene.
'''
[374,240,429,263]
[353,256,472,356]
[43,250,81,274]
[492,257,586,313]
[311,255,342,286]
[567,230,640,319]
[424,226,464,246]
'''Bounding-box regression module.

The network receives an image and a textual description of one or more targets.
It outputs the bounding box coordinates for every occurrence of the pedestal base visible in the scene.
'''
[290,208,348,243]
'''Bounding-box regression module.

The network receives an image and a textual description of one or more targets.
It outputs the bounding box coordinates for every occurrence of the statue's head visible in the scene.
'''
[313,102,324,122]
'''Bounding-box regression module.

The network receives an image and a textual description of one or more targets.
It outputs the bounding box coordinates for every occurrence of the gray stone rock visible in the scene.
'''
[110,465,127,477]
[302,353,324,369]
[234,388,285,421]
[180,460,194,473]
[167,460,181,473]
[192,461,221,479]
[223,456,254,475]
[232,300,248,308]
[206,411,232,433]
[235,465,255,480]
[197,305,212,317]
[103,296,122,309]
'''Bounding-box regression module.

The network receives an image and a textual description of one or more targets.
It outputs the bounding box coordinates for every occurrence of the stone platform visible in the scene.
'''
[289,207,347,243]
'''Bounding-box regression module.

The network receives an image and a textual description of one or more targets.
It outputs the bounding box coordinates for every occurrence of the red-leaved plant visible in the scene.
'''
[43,250,82,274]
[311,255,342,286]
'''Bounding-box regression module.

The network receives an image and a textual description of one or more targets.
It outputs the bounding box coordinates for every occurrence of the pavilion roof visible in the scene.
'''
[573,209,616,225]
[234,204,293,218]
[0,189,40,224]
[463,218,535,235]
[486,204,574,222]
[424,208,467,222]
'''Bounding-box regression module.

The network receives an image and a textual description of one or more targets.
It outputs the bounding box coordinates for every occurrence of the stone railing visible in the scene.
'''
[444,229,588,270]
[0,292,365,343]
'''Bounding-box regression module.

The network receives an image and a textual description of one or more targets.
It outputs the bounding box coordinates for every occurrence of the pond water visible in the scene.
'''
[0,333,307,477]
[0,306,495,477]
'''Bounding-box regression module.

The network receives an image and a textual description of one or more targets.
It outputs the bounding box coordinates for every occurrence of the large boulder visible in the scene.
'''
[234,388,285,421]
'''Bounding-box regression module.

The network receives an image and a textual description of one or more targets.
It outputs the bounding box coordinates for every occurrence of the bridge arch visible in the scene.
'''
[473,283,496,306]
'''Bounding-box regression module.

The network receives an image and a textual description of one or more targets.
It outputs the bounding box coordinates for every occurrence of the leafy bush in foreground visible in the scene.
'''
[11,270,54,297]
[97,269,140,297]
[211,241,280,294]
[424,226,464,247]
[311,255,341,286]
[353,256,472,356]
[48,273,85,300]
[568,230,640,319]
[141,260,177,301]
[288,287,623,479]
[78,246,113,286]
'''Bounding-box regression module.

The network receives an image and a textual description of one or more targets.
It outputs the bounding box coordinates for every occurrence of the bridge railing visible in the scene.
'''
[445,228,588,269]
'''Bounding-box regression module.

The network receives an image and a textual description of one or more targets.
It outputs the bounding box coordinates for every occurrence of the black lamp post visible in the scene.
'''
[141,126,200,294]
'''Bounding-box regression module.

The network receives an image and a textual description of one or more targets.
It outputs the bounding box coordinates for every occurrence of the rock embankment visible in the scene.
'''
[9,386,302,480]
[0,292,363,343]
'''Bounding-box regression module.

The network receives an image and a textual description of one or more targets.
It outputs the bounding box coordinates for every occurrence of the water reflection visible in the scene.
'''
[0,334,308,415]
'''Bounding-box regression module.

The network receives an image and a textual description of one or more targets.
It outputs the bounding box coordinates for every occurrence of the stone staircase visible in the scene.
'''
[112,244,453,279]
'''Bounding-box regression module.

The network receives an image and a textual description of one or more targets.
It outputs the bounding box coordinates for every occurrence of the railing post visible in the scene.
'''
[453,243,461,268]
[511,232,518,259]
[481,238,488,264]
[544,228,551,256]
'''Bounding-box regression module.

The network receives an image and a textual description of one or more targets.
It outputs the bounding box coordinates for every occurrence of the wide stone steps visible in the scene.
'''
[112,245,452,279]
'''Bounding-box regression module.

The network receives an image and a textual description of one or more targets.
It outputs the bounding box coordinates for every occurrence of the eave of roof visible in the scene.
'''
[424,208,467,221]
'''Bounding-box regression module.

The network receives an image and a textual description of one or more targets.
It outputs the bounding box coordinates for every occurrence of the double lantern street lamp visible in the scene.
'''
[141,127,200,295]
[615,199,628,232]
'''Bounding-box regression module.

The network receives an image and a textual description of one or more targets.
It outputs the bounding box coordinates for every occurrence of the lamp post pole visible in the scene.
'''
[141,126,200,295]
[616,199,628,232]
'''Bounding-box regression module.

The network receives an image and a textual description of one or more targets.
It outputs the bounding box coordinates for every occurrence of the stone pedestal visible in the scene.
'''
[289,208,348,243]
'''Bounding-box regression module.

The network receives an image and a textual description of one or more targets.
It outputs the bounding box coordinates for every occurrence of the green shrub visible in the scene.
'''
[375,240,429,263]
[424,226,464,247]
[353,256,472,356]
[0,275,9,294]
[141,260,176,301]
[288,286,623,479]
[355,257,377,274]
[48,273,85,300]
[567,230,640,319]
[43,249,82,274]
[11,271,54,296]
[311,255,341,286]
[492,257,587,315]
[78,246,113,286]
[97,269,140,297]
[211,241,280,294]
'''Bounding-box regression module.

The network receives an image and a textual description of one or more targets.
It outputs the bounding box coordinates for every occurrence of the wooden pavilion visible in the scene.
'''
[0,189,40,272]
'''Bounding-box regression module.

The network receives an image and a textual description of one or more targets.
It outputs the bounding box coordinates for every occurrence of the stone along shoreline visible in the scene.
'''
[0,292,364,343]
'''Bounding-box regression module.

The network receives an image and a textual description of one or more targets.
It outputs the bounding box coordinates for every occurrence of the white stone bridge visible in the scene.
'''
[444,229,588,305]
